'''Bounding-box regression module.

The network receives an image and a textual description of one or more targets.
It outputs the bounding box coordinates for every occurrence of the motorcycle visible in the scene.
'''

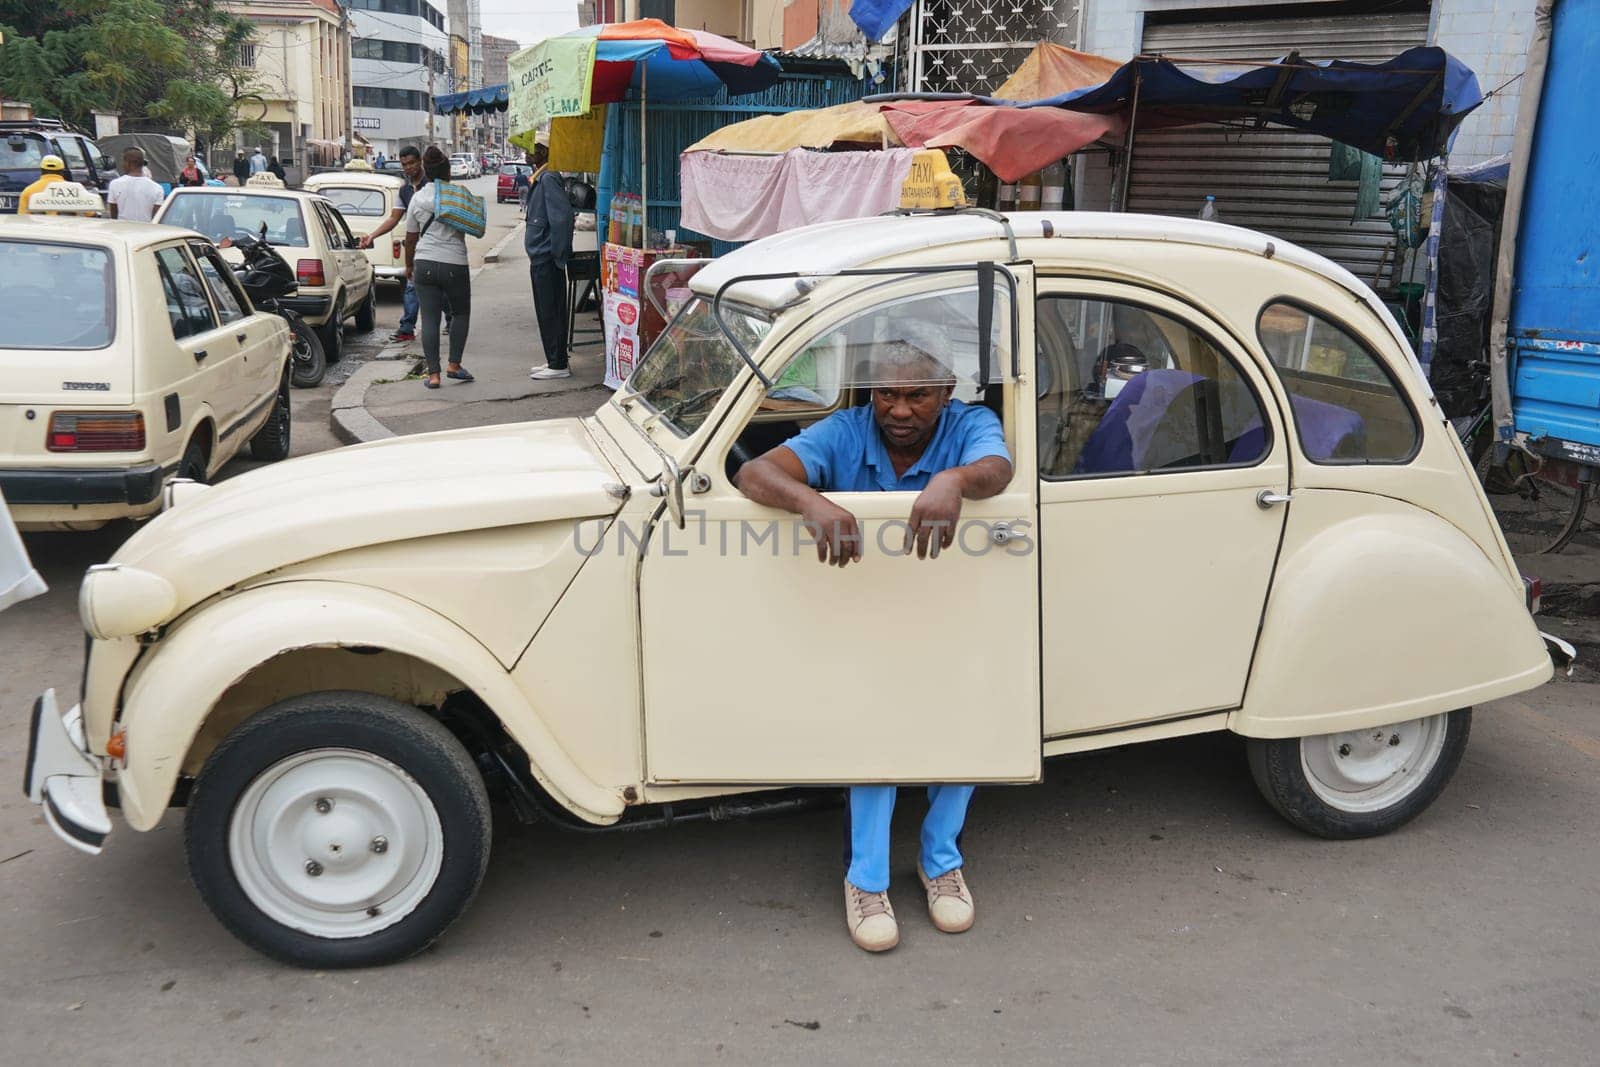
[231,230,327,388]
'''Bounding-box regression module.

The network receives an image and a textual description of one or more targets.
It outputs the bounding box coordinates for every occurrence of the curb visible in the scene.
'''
[481,226,522,266]
[329,350,417,445]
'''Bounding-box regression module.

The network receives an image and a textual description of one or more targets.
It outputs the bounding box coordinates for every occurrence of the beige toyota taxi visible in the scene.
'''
[24,211,1569,969]
[0,205,292,531]
[155,176,375,361]
[303,167,406,286]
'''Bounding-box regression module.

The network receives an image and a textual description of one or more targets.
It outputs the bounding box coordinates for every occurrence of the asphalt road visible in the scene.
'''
[3,207,1598,1060]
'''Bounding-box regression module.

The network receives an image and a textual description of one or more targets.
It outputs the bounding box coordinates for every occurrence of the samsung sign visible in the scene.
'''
[353,117,382,130]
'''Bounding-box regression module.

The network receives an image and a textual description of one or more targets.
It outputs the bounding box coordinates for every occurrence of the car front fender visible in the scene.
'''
[115,580,626,831]
[1231,490,1552,739]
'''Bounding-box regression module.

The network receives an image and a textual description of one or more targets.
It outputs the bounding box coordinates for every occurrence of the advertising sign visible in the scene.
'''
[507,37,597,137]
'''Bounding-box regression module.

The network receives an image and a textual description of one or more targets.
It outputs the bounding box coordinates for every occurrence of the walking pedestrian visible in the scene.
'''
[525,138,576,381]
[232,150,250,184]
[404,146,474,391]
[105,148,166,222]
[178,155,205,187]
[360,145,428,342]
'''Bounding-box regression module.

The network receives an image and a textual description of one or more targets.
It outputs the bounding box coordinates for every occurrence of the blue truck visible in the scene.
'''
[1489,0,1600,550]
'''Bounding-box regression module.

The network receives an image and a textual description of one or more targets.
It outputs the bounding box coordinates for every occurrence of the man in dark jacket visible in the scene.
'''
[525,138,576,380]
[231,150,250,184]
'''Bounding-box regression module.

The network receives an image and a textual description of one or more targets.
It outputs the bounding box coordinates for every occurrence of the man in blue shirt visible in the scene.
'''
[734,337,1012,953]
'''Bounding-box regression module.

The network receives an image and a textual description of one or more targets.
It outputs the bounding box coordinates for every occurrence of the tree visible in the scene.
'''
[0,0,263,145]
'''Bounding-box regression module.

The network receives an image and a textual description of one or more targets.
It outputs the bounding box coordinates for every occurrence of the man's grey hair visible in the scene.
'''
[868,338,957,386]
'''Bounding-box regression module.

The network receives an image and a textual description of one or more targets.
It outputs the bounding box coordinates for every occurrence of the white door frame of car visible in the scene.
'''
[637,265,1044,786]
[1033,276,1291,741]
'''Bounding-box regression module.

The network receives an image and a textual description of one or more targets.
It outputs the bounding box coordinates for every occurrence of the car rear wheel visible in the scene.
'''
[185,691,492,968]
[177,432,210,483]
[354,281,376,333]
[320,294,345,363]
[1246,709,1470,839]
[249,376,292,461]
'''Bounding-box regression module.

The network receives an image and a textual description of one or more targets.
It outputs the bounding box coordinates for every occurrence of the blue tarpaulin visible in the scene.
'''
[870,46,1482,161]
[433,84,510,114]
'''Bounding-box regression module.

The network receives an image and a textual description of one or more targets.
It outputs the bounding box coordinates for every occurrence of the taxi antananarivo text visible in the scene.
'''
[0,197,293,531]
[23,211,1571,969]
[303,165,407,287]
[153,174,376,362]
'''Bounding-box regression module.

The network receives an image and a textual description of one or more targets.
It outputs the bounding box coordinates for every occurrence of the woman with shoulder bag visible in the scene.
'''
[404,146,476,389]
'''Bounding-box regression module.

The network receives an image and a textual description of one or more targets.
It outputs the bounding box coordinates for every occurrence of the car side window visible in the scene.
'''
[1036,295,1270,479]
[1256,302,1421,463]
[154,246,218,340]
[53,136,89,173]
[327,206,357,247]
[192,244,249,324]
[312,201,343,249]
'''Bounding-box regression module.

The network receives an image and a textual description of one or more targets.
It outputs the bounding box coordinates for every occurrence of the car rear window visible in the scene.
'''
[162,192,310,247]
[1,133,48,170]
[500,164,528,176]
[0,239,115,349]
[316,186,387,217]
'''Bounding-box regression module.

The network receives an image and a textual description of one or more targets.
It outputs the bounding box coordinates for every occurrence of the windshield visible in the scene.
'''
[629,297,772,435]
[0,240,115,349]
[161,192,309,246]
[316,186,386,217]
[2,133,48,171]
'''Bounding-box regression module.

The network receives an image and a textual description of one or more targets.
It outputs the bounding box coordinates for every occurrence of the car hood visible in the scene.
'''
[112,418,624,617]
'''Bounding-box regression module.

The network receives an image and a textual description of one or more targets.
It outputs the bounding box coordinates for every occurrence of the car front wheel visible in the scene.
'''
[1246,709,1470,839]
[185,691,492,968]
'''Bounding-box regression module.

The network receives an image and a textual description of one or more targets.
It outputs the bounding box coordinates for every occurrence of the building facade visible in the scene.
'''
[481,33,519,152]
[224,0,353,173]
[349,0,453,157]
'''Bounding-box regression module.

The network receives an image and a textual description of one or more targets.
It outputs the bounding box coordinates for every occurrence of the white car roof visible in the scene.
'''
[0,215,204,252]
[304,172,403,190]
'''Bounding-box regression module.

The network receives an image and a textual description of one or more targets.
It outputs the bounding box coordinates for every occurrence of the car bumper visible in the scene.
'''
[374,266,406,281]
[0,463,163,506]
[24,690,111,855]
[280,293,332,321]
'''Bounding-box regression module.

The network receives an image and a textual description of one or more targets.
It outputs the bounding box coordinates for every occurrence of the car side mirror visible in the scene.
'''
[649,453,688,529]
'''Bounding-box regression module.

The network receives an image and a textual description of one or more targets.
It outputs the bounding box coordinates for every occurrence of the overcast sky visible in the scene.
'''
[478,1,580,48]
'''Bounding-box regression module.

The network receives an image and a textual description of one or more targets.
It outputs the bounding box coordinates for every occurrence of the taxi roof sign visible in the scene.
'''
[899,150,966,211]
[32,180,105,216]
[245,172,286,188]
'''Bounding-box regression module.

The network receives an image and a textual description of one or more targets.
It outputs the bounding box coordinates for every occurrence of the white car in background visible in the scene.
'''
[448,154,478,180]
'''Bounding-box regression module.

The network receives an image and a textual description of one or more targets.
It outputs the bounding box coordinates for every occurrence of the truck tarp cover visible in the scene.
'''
[1431,161,1508,419]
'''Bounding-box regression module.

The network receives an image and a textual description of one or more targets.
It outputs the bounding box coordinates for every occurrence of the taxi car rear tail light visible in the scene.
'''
[296,259,327,287]
[46,411,145,452]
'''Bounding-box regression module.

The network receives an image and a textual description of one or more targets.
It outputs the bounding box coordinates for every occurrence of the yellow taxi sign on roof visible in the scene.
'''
[245,172,286,188]
[899,150,966,211]
[31,180,105,216]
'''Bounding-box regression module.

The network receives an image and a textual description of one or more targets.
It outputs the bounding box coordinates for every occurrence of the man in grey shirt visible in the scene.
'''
[524,138,575,380]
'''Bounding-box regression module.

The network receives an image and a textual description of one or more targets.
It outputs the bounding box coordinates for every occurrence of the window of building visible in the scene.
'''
[1256,301,1421,464]
[239,42,256,68]
[1036,295,1271,479]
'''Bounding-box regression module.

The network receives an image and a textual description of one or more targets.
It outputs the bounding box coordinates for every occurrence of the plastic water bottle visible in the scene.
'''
[1198,194,1220,222]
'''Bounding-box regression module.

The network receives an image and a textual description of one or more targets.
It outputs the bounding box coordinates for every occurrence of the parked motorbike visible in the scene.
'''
[231,231,327,388]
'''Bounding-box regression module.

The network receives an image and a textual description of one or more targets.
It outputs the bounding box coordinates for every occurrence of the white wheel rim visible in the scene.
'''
[228,748,444,939]
[1300,714,1450,814]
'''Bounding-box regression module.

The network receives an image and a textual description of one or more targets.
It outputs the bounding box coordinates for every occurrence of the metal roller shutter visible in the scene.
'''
[1127,12,1430,282]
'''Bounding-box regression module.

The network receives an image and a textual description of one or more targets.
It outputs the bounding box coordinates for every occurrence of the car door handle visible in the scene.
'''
[1256,489,1292,509]
[236,331,249,343]
[194,349,209,362]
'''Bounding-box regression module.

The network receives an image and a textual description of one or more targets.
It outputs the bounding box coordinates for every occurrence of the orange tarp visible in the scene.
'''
[992,43,1123,102]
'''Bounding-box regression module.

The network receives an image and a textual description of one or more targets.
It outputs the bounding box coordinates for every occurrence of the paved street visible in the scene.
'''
[5,176,1600,1062]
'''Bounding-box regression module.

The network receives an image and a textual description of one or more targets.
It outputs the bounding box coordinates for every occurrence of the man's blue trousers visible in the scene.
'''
[845,785,974,894]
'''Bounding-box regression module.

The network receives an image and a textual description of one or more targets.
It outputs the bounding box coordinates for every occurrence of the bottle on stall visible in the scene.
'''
[1198,194,1221,222]
[1017,169,1042,211]
[997,179,1017,213]
[1041,159,1067,211]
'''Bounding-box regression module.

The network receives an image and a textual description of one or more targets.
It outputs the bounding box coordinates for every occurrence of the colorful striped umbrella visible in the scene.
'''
[508,20,781,236]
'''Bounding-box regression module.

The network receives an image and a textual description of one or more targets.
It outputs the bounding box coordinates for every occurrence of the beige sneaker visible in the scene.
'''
[843,880,899,952]
[919,867,975,933]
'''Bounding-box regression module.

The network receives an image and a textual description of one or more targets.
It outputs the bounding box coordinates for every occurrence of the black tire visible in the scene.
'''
[1246,709,1471,840]
[354,281,376,333]
[185,691,492,969]
[249,376,292,461]
[287,316,326,388]
[177,432,210,483]
[320,295,345,363]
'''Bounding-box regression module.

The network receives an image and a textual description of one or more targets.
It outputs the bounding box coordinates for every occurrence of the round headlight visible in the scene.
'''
[79,565,178,640]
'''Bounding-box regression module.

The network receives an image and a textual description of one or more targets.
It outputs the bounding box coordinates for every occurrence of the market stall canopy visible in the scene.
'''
[990,43,1123,102]
[876,45,1482,162]
[434,84,510,115]
[686,100,899,153]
